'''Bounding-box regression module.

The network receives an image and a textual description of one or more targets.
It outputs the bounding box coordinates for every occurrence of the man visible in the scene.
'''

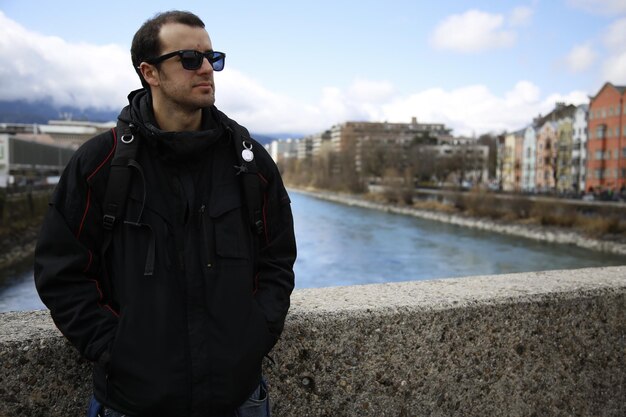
[34,10,296,417]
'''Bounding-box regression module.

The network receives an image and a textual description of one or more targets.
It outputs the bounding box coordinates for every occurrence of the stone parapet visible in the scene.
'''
[1,266,625,416]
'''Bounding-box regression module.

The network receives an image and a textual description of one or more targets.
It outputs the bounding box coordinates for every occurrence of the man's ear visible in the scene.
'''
[138,62,160,87]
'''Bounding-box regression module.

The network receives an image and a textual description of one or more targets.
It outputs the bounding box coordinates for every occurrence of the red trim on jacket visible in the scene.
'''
[76,128,117,238]
[82,250,93,273]
[89,278,120,317]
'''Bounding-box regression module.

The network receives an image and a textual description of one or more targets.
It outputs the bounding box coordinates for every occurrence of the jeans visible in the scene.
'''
[87,379,270,417]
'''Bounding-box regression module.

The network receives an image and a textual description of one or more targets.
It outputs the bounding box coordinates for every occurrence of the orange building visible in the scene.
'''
[586,82,626,192]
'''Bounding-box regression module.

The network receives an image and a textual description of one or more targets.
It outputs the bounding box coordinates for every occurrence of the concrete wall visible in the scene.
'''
[1,266,624,416]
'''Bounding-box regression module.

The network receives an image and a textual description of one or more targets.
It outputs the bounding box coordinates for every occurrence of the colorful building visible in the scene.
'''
[521,125,537,191]
[586,82,626,192]
[535,121,558,192]
[501,130,524,191]
[572,104,588,192]
[556,114,575,193]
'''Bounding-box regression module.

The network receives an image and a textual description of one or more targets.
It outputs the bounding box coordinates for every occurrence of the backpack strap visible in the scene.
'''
[230,125,265,236]
[100,120,141,278]
[99,121,153,277]
[102,121,139,233]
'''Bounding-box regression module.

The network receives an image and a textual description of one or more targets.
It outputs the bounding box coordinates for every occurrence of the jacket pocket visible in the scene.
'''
[210,186,248,259]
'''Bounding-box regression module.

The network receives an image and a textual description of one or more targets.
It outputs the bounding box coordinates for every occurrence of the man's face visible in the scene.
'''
[152,23,216,111]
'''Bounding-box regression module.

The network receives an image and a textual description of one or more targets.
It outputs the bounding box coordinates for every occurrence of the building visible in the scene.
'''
[532,103,577,192]
[556,114,575,193]
[521,126,537,191]
[500,130,524,191]
[328,117,453,178]
[1,120,114,149]
[0,134,75,187]
[572,104,589,192]
[586,82,626,192]
[266,138,299,163]
[311,130,332,157]
[420,136,489,185]
[535,121,557,192]
[297,136,314,160]
[330,117,452,153]
[37,119,114,148]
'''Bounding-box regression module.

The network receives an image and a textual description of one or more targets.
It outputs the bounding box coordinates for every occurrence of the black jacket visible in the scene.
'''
[34,90,296,416]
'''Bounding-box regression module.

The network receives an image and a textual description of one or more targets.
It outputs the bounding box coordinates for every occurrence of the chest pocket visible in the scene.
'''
[210,185,249,259]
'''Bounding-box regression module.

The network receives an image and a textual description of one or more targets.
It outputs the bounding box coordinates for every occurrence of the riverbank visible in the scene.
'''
[0,221,40,271]
[291,188,626,256]
[0,190,51,271]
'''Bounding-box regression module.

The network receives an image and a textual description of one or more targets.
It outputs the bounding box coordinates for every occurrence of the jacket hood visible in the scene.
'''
[118,89,231,164]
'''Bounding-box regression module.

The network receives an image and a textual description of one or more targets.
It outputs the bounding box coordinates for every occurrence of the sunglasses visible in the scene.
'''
[145,50,226,71]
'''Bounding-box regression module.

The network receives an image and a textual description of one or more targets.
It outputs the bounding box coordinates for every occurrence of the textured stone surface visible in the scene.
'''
[0,311,91,417]
[1,266,625,416]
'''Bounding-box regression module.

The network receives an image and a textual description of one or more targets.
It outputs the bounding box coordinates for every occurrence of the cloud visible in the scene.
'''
[217,69,328,134]
[0,11,592,138]
[430,10,517,53]
[566,0,626,16]
[509,6,534,26]
[379,81,587,136]
[603,17,626,49]
[218,77,397,135]
[0,11,139,109]
[564,43,597,72]
[601,17,626,83]
[602,52,626,84]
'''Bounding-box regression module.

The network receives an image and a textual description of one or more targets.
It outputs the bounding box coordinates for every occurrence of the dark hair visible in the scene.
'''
[131,10,205,88]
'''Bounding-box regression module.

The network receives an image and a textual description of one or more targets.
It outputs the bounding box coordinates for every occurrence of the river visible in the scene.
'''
[1,190,624,313]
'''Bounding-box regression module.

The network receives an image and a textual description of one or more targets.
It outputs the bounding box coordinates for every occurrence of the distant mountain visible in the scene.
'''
[251,134,276,146]
[0,99,300,145]
[0,99,117,124]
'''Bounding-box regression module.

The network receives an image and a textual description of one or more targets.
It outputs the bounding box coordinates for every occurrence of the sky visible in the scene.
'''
[1,0,625,137]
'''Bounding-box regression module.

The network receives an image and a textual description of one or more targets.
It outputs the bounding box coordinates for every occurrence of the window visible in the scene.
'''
[609,107,614,116]
[595,169,602,179]
[595,150,603,160]
[602,108,607,118]
[622,169,626,178]
[623,147,626,158]
[595,126,606,139]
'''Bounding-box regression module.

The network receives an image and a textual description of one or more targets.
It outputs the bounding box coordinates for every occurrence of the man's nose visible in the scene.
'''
[198,57,214,73]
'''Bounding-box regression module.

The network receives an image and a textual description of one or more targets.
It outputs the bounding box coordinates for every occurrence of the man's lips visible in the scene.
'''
[194,82,213,89]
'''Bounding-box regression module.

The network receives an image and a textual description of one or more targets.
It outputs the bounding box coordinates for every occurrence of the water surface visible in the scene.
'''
[0,191,624,312]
